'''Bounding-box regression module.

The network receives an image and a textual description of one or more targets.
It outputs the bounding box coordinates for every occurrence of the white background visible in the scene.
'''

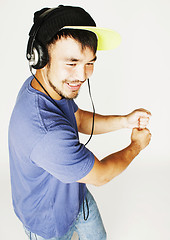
[1,0,170,239]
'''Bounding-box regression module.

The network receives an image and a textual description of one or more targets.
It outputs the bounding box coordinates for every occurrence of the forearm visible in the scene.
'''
[76,109,126,135]
[75,108,151,135]
[99,141,141,184]
[77,141,141,186]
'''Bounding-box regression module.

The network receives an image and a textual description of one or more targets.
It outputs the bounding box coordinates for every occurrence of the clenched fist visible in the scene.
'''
[125,108,151,129]
[131,128,152,151]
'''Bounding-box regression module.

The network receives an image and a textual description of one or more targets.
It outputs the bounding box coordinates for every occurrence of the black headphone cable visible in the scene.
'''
[85,78,95,146]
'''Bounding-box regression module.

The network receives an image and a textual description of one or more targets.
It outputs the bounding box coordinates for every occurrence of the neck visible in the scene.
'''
[31,69,62,100]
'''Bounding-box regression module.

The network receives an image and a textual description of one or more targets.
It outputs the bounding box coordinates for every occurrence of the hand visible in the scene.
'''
[125,108,151,129]
[131,128,152,151]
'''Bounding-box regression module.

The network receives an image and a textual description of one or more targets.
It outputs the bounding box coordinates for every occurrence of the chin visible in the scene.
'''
[60,91,79,100]
[66,93,79,100]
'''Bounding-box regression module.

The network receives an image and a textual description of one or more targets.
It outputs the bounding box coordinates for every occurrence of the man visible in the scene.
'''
[8,5,151,240]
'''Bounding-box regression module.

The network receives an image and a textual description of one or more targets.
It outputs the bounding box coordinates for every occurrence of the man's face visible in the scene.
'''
[46,37,97,100]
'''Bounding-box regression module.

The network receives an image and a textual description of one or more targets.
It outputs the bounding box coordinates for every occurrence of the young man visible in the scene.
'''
[8,5,151,240]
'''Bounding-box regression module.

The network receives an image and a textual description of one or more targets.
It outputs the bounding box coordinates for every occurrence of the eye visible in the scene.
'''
[86,62,94,66]
[66,63,77,67]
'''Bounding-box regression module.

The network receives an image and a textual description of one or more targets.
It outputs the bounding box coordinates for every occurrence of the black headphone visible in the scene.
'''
[26,6,63,69]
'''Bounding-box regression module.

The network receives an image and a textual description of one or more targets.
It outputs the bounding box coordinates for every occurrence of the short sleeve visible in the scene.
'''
[30,123,95,183]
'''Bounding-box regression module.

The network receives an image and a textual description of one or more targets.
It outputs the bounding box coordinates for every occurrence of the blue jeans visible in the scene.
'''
[24,189,107,240]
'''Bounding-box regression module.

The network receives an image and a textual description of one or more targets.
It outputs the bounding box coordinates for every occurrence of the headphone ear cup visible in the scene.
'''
[31,41,49,69]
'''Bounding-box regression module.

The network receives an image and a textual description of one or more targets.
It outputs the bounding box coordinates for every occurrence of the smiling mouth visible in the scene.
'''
[65,82,83,91]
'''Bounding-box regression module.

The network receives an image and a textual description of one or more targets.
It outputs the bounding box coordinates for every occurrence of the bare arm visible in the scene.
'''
[77,128,151,186]
[75,108,151,135]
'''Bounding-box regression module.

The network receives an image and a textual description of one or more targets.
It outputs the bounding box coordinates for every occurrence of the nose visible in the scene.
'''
[74,66,87,82]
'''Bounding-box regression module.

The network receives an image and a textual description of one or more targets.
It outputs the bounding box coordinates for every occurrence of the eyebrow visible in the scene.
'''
[65,56,97,62]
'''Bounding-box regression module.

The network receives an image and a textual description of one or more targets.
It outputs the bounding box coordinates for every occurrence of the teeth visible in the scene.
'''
[68,83,80,86]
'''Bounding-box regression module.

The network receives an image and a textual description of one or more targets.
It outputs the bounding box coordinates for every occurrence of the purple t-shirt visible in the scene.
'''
[8,76,95,238]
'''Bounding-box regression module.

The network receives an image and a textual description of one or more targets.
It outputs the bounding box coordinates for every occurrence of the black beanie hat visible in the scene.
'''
[29,5,96,45]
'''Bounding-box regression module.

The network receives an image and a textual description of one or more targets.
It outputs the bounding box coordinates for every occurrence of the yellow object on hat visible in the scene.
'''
[63,26,122,51]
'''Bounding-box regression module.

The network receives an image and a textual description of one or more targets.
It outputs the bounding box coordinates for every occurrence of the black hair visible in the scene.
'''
[46,29,98,54]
